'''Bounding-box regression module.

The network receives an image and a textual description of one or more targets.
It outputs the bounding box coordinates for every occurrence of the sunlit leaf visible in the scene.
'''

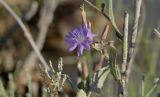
[90,66,110,93]
[76,89,87,97]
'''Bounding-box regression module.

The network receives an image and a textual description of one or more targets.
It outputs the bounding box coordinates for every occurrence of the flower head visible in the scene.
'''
[65,25,96,56]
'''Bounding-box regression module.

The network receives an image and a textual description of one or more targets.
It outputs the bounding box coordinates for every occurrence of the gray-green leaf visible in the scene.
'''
[109,47,121,81]
[90,66,110,93]
[108,0,122,39]
[76,89,87,97]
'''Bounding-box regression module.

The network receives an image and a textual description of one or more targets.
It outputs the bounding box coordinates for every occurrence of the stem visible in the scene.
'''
[81,4,88,27]
[142,75,145,97]
[119,12,129,97]
[23,0,58,72]
[84,0,122,39]
[122,12,129,73]
[101,24,109,40]
[127,0,142,82]
[144,78,159,97]
[130,0,142,50]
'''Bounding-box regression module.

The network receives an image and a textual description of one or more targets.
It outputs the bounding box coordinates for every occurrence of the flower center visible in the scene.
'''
[77,34,84,44]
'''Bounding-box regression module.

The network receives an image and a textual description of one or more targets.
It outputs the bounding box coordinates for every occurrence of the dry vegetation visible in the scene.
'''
[0,0,160,97]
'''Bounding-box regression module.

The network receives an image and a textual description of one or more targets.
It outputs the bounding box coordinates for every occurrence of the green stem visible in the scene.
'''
[122,12,129,73]
[144,78,159,97]
[144,84,157,97]
[141,75,145,97]
[84,0,123,40]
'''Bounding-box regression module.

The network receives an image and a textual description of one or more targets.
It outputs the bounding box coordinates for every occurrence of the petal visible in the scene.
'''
[82,42,90,49]
[77,45,84,56]
[68,43,78,51]
[85,38,94,44]
[71,27,82,37]
[82,25,89,36]
[87,31,97,38]
[65,37,76,45]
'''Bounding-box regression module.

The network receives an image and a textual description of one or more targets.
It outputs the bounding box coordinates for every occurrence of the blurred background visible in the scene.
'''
[0,0,160,97]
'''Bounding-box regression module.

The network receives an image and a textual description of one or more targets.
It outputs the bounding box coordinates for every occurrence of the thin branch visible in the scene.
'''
[0,0,49,71]
[24,1,38,21]
[0,1,38,48]
[84,0,123,39]
[23,0,58,71]
[81,4,88,27]
[84,0,104,18]
[101,24,110,40]
[144,78,159,97]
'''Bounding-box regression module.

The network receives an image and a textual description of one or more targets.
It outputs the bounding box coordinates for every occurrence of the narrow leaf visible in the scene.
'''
[108,0,122,39]
[90,66,110,93]
[109,47,121,81]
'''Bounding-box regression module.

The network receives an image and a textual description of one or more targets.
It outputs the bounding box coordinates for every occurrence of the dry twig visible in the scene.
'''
[23,0,59,71]
[0,0,48,71]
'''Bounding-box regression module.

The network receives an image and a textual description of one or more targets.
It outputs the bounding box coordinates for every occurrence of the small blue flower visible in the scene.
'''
[65,25,96,56]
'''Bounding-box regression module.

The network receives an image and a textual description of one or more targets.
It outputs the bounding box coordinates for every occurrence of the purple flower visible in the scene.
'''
[65,25,96,56]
